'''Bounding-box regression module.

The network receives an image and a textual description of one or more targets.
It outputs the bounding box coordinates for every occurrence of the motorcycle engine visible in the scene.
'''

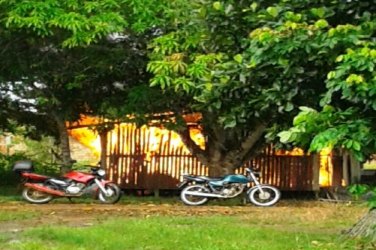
[221,183,244,197]
[66,183,85,194]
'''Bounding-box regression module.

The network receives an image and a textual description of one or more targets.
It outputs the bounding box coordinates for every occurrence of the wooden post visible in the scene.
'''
[99,130,108,169]
[342,151,349,186]
[350,154,361,184]
[312,154,320,192]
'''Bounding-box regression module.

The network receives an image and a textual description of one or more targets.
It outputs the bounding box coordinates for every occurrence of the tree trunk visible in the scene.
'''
[208,161,236,177]
[176,120,267,177]
[346,209,376,241]
[52,113,72,173]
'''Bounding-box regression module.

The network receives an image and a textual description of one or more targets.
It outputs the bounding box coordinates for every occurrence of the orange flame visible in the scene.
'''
[68,116,333,187]
[319,148,333,187]
[275,147,333,186]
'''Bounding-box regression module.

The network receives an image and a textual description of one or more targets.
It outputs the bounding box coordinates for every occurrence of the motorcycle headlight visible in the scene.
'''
[97,169,106,177]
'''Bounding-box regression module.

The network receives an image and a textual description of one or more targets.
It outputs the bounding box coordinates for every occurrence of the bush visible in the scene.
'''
[0,153,28,185]
[348,184,376,208]
[0,153,60,186]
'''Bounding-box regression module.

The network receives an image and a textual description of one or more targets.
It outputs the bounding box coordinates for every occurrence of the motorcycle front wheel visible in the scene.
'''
[248,185,280,207]
[98,183,122,204]
[22,187,54,204]
[180,185,209,206]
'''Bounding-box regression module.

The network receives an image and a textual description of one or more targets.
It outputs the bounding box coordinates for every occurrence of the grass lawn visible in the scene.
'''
[0,186,374,250]
[0,216,363,250]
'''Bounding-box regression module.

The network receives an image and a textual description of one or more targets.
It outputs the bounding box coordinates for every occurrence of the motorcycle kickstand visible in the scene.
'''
[241,193,247,205]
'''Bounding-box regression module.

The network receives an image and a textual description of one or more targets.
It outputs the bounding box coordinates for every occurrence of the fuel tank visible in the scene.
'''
[209,174,249,186]
[64,171,94,183]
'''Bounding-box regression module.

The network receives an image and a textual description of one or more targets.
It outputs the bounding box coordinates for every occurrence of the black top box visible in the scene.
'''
[13,160,34,172]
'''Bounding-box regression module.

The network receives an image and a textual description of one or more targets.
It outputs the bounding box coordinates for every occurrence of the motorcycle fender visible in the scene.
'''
[93,180,112,192]
[100,180,112,185]
[247,185,267,194]
[92,180,116,198]
[21,172,49,182]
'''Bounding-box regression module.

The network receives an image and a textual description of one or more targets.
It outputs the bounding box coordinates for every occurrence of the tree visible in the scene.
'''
[276,16,376,244]
[270,1,376,242]
[147,0,376,176]
[0,0,170,171]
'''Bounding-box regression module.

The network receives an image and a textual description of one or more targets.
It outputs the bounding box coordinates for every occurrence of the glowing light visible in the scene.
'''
[319,148,333,187]
[276,147,333,186]
[69,127,101,158]
[68,116,334,187]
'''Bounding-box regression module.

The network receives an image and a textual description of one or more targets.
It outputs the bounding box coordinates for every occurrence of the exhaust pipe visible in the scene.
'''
[183,191,225,198]
[25,183,65,196]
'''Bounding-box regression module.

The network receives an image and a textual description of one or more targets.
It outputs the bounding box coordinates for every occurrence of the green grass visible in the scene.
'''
[0,186,22,203]
[0,186,373,249]
[0,215,369,250]
[0,210,39,222]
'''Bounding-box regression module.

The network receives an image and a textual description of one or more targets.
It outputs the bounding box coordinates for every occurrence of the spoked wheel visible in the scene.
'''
[248,185,281,207]
[98,183,122,204]
[180,185,209,206]
[22,187,54,204]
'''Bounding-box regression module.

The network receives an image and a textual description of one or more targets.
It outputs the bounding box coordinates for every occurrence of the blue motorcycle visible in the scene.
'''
[178,168,281,206]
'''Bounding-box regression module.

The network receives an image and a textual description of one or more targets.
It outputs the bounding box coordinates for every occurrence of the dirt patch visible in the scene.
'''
[0,201,367,234]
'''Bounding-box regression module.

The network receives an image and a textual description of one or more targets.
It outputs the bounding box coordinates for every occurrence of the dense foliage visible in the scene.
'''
[0,0,172,169]
[147,0,376,174]
[278,8,376,161]
[0,0,375,175]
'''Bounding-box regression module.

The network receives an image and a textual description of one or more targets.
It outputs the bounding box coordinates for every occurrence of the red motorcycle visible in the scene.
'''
[13,160,122,204]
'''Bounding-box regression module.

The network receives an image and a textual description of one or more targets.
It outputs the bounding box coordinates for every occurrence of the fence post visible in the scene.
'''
[312,154,320,192]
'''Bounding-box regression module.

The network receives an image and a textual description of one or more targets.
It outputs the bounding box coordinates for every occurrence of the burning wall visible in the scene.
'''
[68,116,336,188]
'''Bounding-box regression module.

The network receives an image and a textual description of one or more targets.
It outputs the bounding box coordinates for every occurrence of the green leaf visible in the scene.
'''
[314,19,328,29]
[285,102,294,112]
[213,2,222,11]
[311,8,326,18]
[278,131,292,143]
[224,119,236,129]
[250,2,258,12]
[353,141,361,151]
[266,7,279,18]
[233,54,243,63]
[327,71,336,80]
[225,4,234,15]
[335,55,344,62]
[299,106,316,112]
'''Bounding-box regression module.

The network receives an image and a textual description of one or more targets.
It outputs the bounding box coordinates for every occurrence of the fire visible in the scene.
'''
[68,116,334,187]
[68,127,101,158]
[319,148,333,187]
[275,147,333,186]
[67,116,103,160]
[68,115,205,160]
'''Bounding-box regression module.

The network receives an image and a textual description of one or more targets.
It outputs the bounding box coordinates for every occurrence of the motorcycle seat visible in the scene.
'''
[184,174,222,182]
[196,176,222,181]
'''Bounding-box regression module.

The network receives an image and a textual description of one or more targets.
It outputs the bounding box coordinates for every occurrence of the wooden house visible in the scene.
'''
[68,117,357,192]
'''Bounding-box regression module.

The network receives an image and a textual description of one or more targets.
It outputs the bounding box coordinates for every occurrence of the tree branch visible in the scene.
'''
[175,125,209,165]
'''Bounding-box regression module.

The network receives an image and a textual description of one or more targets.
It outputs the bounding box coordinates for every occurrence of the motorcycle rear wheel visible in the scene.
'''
[22,187,54,204]
[248,185,280,207]
[180,185,209,206]
[98,183,122,204]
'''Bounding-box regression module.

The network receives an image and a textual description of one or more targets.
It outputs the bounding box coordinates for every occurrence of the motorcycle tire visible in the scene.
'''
[22,187,54,204]
[98,183,122,204]
[180,185,209,206]
[248,185,281,207]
